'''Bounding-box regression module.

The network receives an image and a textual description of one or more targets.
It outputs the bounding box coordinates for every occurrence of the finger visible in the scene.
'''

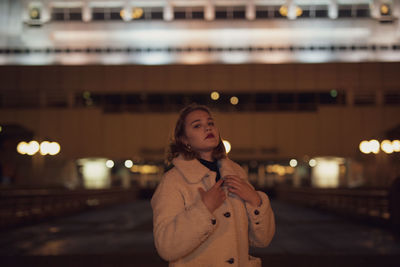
[228,187,242,195]
[224,179,243,188]
[224,175,240,180]
[225,176,243,183]
[213,179,224,188]
[198,188,205,195]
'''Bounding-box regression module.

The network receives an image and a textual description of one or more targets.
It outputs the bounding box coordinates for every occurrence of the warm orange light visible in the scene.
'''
[27,141,40,155]
[211,91,220,100]
[132,7,144,19]
[223,140,231,153]
[359,140,371,154]
[17,141,28,155]
[296,7,303,17]
[279,6,288,17]
[380,4,389,15]
[392,140,400,152]
[369,139,380,154]
[381,140,393,154]
[230,96,239,105]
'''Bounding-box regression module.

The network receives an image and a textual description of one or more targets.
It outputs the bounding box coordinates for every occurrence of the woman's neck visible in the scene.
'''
[198,151,213,162]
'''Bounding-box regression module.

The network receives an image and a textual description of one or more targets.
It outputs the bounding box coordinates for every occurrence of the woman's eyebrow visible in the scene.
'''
[190,117,213,125]
[190,119,201,125]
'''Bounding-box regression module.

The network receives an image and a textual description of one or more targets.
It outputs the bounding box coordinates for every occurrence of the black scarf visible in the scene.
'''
[198,158,221,182]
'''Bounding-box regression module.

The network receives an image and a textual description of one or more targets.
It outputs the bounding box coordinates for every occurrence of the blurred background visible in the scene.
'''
[0,0,400,266]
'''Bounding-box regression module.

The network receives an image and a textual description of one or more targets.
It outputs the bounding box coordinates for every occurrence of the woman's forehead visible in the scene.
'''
[186,110,212,122]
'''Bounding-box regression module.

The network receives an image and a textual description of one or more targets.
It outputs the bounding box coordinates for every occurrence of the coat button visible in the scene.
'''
[255,222,260,225]
[224,212,231,218]
[211,219,216,225]
[226,258,234,264]
[254,209,260,215]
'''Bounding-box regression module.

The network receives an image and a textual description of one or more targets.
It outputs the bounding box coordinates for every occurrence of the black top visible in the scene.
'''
[198,158,221,182]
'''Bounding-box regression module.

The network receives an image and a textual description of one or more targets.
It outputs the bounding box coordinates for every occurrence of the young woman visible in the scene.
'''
[151,104,275,267]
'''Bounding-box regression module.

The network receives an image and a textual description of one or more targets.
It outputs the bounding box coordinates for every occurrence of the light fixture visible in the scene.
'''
[132,7,144,19]
[359,140,371,154]
[17,141,28,155]
[279,6,288,17]
[295,7,303,17]
[380,4,390,15]
[17,140,60,156]
[211,91,220,100]
[29,6,40,20]
[125,160,133,168]
[27,141,40,155]
[230,96,239,105]
[381,140,393,154]
[392,140,400,152]
[106,160,114,168]
[309,159,317,167]
[49,142,60,155]
[289,159,298,167]
[223,140,231,153]
[369,139,380,154]
[40,141,51,155]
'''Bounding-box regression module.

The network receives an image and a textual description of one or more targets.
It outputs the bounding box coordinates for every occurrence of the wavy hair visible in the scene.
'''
[166,104,226,164]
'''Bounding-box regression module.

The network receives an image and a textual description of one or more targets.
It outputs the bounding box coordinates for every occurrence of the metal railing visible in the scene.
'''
[275,186,390,224]
[0,187,139,229]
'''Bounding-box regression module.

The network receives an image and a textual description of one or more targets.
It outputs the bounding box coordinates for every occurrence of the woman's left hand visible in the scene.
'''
[224,175,261,207]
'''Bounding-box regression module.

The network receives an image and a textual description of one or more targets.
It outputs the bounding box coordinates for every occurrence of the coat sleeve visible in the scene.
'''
[245,191,275,247]
[151,174,218,262]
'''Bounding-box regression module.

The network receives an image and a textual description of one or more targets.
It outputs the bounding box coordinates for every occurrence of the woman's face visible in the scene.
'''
[182,110,220,154]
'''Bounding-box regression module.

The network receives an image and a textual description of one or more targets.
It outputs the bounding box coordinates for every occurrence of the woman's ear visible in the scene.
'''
[180,136,188,145]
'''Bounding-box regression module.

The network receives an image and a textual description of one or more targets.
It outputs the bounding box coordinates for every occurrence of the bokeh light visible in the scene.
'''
[369,139,380,154]
[106,160,114,168]
[309,159,317,167]
[381,140,393,154]
[125,160,133,168]
[230,96,239,105]
[211,91,220,100]
[223,140,231,153]
[289,159,298,167]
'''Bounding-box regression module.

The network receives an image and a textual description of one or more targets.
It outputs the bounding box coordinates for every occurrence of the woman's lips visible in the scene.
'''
[205,133,215,139]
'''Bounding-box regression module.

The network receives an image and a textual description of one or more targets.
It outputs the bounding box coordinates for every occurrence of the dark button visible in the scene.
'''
[255,222,260,225]
[224,212,231,218]
[254,209,260,215]
[211,219,216,225]
[226,258,234,264]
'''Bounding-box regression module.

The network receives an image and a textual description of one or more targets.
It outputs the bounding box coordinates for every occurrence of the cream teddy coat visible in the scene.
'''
[151,155,275,267]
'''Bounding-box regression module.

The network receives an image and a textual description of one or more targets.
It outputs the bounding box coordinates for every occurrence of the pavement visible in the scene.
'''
[1,199,399,267]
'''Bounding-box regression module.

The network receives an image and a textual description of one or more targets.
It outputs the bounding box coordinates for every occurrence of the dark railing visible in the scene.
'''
[0,187,139,229]
[275,186,390,224]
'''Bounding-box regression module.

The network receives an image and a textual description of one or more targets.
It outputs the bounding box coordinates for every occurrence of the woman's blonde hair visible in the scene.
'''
[166,104,226,164]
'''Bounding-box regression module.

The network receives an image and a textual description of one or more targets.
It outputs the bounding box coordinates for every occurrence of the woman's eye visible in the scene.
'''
[194,124,200,128]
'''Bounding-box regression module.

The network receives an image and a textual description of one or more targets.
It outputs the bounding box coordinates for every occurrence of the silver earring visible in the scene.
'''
[186,144,192,151]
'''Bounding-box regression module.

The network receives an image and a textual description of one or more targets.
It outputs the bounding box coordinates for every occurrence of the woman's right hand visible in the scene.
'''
[198,179,226,214]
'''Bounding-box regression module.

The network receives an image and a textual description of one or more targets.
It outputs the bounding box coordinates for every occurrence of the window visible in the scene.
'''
[52,7,82,21]
[255,6,270,19]
[338,5,353,18]
[384,91,400,105]
[215,6,246,20]
[92,7,123,21]
[173,6,204,20]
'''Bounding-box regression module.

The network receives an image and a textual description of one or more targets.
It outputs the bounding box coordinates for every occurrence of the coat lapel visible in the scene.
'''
[173,155,245,184]
[172,155,210,184]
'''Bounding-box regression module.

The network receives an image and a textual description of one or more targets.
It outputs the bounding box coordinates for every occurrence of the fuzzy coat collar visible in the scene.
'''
[172,155,240,184]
